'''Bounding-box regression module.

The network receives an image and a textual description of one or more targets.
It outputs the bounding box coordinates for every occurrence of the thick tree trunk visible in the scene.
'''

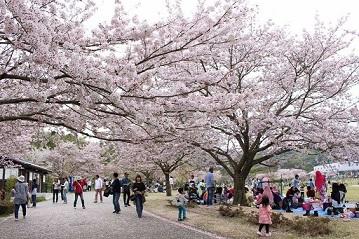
[164,172,172,196]
[233,175,248,205]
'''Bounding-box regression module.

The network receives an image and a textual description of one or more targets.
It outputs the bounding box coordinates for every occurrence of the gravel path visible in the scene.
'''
[0,192,221,239]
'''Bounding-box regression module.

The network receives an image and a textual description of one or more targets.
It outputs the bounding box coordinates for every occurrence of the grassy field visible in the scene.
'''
[145,191,359,239]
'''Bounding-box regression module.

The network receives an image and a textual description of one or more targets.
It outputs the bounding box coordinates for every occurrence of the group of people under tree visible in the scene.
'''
[252,171,348,217]
[177,167,238,206]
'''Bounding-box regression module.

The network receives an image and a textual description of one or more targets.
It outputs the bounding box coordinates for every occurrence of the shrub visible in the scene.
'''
[36,196,46,203]
[0,200,13,215]
[219,205,244,217]
[292,217,331,236]
[5,176,17,193]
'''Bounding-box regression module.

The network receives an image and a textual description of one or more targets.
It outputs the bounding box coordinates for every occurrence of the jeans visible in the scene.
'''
[60,187,64,200]
[178,206,186,220]
[63,190,67,203]
[135,194,144,218]
[14,204,26,219]
[207,187,215,206]
[95,189,103,202]
[31,195,36,207]
[74,192,84,208]
[53,189,59,203]
[113,192,120,212]
[123,190,130,206]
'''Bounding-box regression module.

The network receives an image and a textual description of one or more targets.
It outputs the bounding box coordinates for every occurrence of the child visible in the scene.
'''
[176,187,188,221]
[257,195,272,237]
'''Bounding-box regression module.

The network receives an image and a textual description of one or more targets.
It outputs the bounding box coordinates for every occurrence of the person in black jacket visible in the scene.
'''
[132,175,146,218]
[111,172,122,214]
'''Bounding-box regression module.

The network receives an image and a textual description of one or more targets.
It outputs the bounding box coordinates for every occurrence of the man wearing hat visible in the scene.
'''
[121,172,132,207]
[13,175,29,221]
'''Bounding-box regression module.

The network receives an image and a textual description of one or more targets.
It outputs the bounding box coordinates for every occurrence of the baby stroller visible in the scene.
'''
[188,186,200,204]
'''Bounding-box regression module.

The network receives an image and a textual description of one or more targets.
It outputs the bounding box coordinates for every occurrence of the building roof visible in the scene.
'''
[0,156,51,174]
[313,161,359,174]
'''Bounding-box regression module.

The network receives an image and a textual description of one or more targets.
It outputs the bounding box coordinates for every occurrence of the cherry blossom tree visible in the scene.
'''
[1,0,359,206]
[115,139,208,196]
[164,20,359,204]
[27,135,104,178]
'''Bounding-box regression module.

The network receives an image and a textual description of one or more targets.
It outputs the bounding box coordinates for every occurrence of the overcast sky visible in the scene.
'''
[91,0,359,31]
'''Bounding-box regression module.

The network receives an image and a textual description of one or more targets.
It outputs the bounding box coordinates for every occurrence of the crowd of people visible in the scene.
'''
[251,171,349,218]
[10,172,148,221]
[10,168,353,238]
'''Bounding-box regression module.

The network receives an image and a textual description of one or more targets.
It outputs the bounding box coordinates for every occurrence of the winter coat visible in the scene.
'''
[14,181,29,205]
[258,204,272,225]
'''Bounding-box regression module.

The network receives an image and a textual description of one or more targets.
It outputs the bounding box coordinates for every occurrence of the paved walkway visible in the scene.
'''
[0,192,220,239]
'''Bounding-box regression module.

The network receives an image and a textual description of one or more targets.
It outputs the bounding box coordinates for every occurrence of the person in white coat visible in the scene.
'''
[94,175,103,203]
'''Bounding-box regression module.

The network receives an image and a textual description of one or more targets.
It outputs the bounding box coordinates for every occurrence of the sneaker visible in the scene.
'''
[265,233,271,237]
[94,201,98,203]
[125,205,127,207]
[127,204,130,206]
[113,211,116,213]
[256,231,263,236]
[82,206,86,209]
[15,218,19,221]
[115,211,120,214]
[286,209,293,213]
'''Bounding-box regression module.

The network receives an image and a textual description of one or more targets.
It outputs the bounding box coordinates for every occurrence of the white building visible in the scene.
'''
[313,161,359,176]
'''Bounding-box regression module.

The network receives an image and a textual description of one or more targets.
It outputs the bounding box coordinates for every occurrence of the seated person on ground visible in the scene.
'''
[306,186,315,198]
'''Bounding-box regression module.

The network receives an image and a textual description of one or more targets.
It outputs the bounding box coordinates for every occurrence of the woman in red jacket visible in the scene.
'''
[73,177,86,209]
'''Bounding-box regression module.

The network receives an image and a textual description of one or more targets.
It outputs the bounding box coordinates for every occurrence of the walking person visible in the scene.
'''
[31,179,38,208]
[111,172,122,214]
[205,167,215,206]
[73,176,86,209]
[52,179,60,203]
[257,195,272,237]
[132,174,146,218]
[176,187,188,221]
[94,175,103,203]
[60,178,64,201]
[122,172,131,207]
[13,175,29,221]
[62,178,69,204]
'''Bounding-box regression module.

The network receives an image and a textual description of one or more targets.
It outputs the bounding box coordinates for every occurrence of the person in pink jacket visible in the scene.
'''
[257,195,272,237]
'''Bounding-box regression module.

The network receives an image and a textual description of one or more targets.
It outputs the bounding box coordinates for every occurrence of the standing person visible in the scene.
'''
[122,172,131,207]
[169,176,174,190]
[307,178,315,189]
[94,175,103,203]
[257,195,272,237]
[189,175,196,188]
[62,178,69,204]
[52,179,60,203]
[315,171,326,201]
[205,167,215,206]
[111,172,122,214]
[292,175,300,190]
[60,178,64,201]
[176,187,188,221]
[13,175,29,221]
[132,174,146,218]
[87,178,92,191]
[31,179,38,208]
[73,176,86,209]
